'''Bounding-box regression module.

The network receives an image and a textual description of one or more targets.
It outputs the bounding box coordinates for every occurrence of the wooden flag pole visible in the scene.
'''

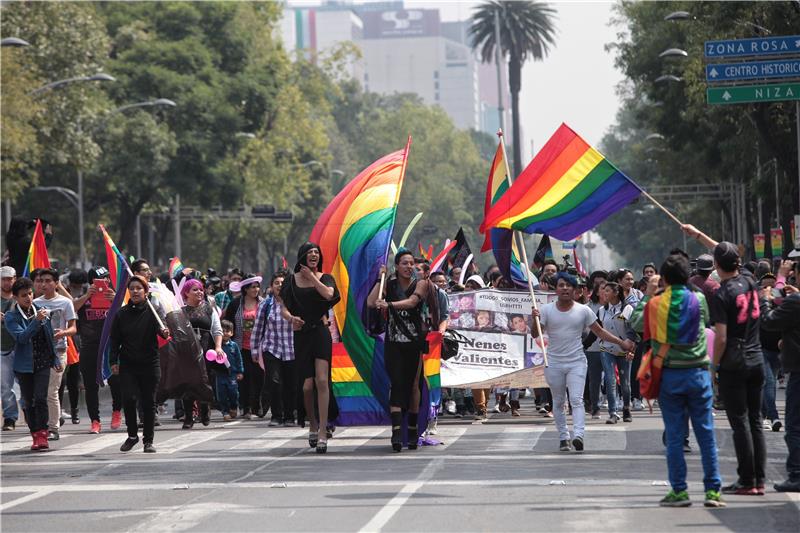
[497,130,548,367]
[639,189,684,227]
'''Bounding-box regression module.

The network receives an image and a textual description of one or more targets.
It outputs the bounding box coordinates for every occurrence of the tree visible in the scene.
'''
[470,0,557,178]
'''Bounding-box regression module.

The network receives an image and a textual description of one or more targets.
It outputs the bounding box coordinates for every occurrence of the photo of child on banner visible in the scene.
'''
[441,288,557,390]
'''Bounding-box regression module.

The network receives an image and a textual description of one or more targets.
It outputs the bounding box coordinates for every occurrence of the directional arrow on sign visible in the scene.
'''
[722,91,731,101]
[709,67,719,78]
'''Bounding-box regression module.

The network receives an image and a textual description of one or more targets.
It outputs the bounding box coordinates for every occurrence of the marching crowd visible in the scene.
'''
[1,226,799,508]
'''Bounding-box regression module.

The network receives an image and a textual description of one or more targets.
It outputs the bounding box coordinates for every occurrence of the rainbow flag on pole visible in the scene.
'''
[311,139,411,425]
[480,124,641,241]
[481,140,528,288]
[97,226,132,383]
[21,219,50,277]
[99,225,126,290]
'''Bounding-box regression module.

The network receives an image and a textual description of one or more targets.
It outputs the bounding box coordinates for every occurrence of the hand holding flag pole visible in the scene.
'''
[497,130,548,367]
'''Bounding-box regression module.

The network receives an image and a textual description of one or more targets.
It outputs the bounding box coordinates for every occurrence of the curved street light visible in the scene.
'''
[659,48,688,59]
[664,11,692,22]
[111,98,177,114]
[1,37,30,47]
[31,73,115,95]
[655,74,684,84]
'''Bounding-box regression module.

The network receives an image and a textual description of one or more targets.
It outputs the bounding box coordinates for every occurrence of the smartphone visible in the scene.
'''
[90,279,112,309]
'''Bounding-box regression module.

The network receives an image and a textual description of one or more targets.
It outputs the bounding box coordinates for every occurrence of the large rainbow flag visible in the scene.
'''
[481,140,528,288]
[96,226,132,383]
[642,285,703,345]
[311,139,411,425]
[480,123,641,241]
[21,219,50,277]
[99,224,126,290]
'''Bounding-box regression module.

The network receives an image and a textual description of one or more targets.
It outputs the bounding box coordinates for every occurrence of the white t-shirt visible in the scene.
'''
[539,301,596,365]
[34,294,77,353]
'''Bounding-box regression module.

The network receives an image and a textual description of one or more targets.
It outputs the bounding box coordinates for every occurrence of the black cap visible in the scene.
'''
[696,254,714,272]
[87,266,110,282]
[713,242,740,272]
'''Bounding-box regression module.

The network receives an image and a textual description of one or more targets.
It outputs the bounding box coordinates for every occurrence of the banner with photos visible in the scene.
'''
[441,288,557,389]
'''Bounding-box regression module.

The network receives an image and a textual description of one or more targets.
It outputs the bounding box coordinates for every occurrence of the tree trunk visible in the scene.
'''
[508,55,523,179]
[220,225,238,273]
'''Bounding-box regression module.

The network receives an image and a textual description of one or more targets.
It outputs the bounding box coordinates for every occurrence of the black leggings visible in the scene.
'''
[58,362,82,411]
[239,349,264,414]
[384,342,422,411]
[17,368,50,432]
[79,339,122,421]
[121,370,160,444]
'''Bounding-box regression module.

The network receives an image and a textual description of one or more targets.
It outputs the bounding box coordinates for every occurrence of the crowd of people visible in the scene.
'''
[1,228,798,507]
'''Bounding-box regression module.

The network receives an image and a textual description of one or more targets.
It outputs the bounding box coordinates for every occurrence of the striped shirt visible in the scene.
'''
[263,300,294,361]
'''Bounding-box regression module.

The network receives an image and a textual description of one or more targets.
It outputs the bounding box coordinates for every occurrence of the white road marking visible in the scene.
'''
[432,426,468,447]
[0,489,53,511]
[333,427,388,452]
[491,426,546,450]
[157,430,231,454]
[580,428,627,450]
[230,428,306,450]
[48,434,122,456]
[0,433,74,453]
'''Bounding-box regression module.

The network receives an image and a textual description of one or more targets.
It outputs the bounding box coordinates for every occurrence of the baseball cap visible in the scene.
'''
[695,254,714,272]
[713,241,740,272]
[0,266,16,278]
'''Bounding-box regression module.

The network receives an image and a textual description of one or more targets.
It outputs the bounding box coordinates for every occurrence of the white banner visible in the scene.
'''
[442,288,556,389]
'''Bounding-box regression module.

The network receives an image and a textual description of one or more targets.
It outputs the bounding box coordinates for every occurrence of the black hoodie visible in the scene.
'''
[761,292,800,372]
[109,302,164,371]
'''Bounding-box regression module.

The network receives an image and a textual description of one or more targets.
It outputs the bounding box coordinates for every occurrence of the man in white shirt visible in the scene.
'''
[33,268,77,441]
[534,272,635,452]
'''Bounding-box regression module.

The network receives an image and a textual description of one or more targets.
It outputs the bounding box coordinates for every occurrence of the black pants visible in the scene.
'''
[17,368,50,433]
[58,362,82,411]
[79,339,122,421]
[121,369,160,444]
[719,364,767,486]
[384,342,422,411]
[630,341,646,401]
[240,349,264,415]
[264,354,295,422]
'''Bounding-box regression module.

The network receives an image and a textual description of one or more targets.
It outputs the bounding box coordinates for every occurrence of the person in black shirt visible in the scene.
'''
[280,242,340,454]
[710,242,767,495]
[109,275,169,453]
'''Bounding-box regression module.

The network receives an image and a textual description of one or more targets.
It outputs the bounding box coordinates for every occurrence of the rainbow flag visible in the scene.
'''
[168,257,184,279]
[771,228,784,257]
[754,234,766,259]
[99,225,126,290]
[21,219,50,277]
[481,141,528,288]
[423,332,442,407]
[642,285,702,345]
[311,139,411,425]
[480,124,641,241]
[96,226,132,383]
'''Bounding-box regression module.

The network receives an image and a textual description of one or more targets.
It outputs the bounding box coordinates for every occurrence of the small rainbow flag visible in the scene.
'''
[771,227,784,257]
[21,219,50,277]
[99,225,125,290]
[96,226,132,383]
[480,124,641,241]
[312,139,411,425]
[642,285,702,345]
[168,257,184,279]
[481,140,528,288]
[423,332,442,407]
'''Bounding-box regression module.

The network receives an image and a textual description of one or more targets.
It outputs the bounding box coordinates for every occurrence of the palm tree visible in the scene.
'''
[470,1,557,178]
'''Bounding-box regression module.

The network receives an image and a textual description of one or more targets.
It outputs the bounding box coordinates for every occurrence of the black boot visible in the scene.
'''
[71,408,80,424]
[407,412,419,450]
[390,411,402,453]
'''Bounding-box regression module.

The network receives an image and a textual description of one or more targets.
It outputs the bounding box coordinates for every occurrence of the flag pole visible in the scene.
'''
[497,130,548,367]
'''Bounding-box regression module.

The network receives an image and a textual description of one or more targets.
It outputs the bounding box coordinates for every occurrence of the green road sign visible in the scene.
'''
[707,83,800,104]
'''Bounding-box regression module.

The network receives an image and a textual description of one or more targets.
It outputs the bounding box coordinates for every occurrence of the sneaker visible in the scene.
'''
[721,482,759,495]
[48,430,60,441]
[71,409,80,424]
[632,398,644,411]
[283,420,296,427]
[2,418,15,431]
[243,412,252,420]
[143,443,156,453]
[268,418,281,427]
[543,411,554,418]
[606,414,620,424]
[773,478,800,492]
[111,410,122,430]
[572,436,584,452]
[120,436,139,452]
[559,440,571,452]
[511,409,521,417]
[659,490,691,507]
[703,489,726,508]
[90,420,101,434]
[771,419,782,432]
[763,419,773,430]
[623,409,632,422]
[59,415,65,427]
[591,409,600,420]
[445,400,456,415]
[492,404,501,414]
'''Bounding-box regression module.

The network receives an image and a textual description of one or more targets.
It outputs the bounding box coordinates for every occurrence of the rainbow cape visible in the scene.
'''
[642,285,702,345]
[21,219,50,277]
[311,139,411,425]
[480,123,641,241]
[481,140,528,288]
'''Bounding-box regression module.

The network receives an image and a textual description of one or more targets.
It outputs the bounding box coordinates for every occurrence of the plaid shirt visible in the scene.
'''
[253,296,294,361]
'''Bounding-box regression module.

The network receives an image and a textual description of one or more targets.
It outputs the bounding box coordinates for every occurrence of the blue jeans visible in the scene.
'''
[761,350,780,421]
[601,352,631,416]
[1,351,18,421]
[216,374,239,414]
[785,372,800,480]
[585,351,604,412]
[659,367,721,492]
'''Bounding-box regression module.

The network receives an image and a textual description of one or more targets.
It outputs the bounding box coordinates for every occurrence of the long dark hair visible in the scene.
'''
[604,281,624,306]
[295,242,323,273]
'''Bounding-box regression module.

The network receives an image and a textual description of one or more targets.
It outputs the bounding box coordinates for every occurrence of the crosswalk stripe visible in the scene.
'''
[230,428,307,451]
[492,426,546,450]
[333,427,388,452]
[582,429,627,450]
[157,430,231,454]
[49,434,122,456]
[0,433,75,453]
[432,426,467,447]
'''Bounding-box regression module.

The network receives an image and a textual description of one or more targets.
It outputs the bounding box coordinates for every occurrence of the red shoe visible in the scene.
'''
[36,430,49,451]
[110,410,122,430]
[90,420,101,434]
[755,485,766,495]
[30,431,40,451]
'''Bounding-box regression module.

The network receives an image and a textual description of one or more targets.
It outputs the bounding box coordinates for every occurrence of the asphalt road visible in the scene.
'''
[1,392,798,532]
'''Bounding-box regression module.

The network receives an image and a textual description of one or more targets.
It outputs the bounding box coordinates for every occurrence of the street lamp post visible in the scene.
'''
[31,73,115,95]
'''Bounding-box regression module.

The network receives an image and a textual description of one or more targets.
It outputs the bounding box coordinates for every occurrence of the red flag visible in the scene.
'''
[573,248,588,278]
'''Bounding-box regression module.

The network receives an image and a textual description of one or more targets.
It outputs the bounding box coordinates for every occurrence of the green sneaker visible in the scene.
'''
[704,489,726,508]
[659,490,691,507]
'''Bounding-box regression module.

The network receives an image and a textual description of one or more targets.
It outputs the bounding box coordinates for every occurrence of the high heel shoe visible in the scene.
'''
[316,440,327,454]
[308,430,318,448]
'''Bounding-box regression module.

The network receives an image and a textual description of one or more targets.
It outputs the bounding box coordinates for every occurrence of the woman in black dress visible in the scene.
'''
[368,249,438,452]
[280,242,340,453]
